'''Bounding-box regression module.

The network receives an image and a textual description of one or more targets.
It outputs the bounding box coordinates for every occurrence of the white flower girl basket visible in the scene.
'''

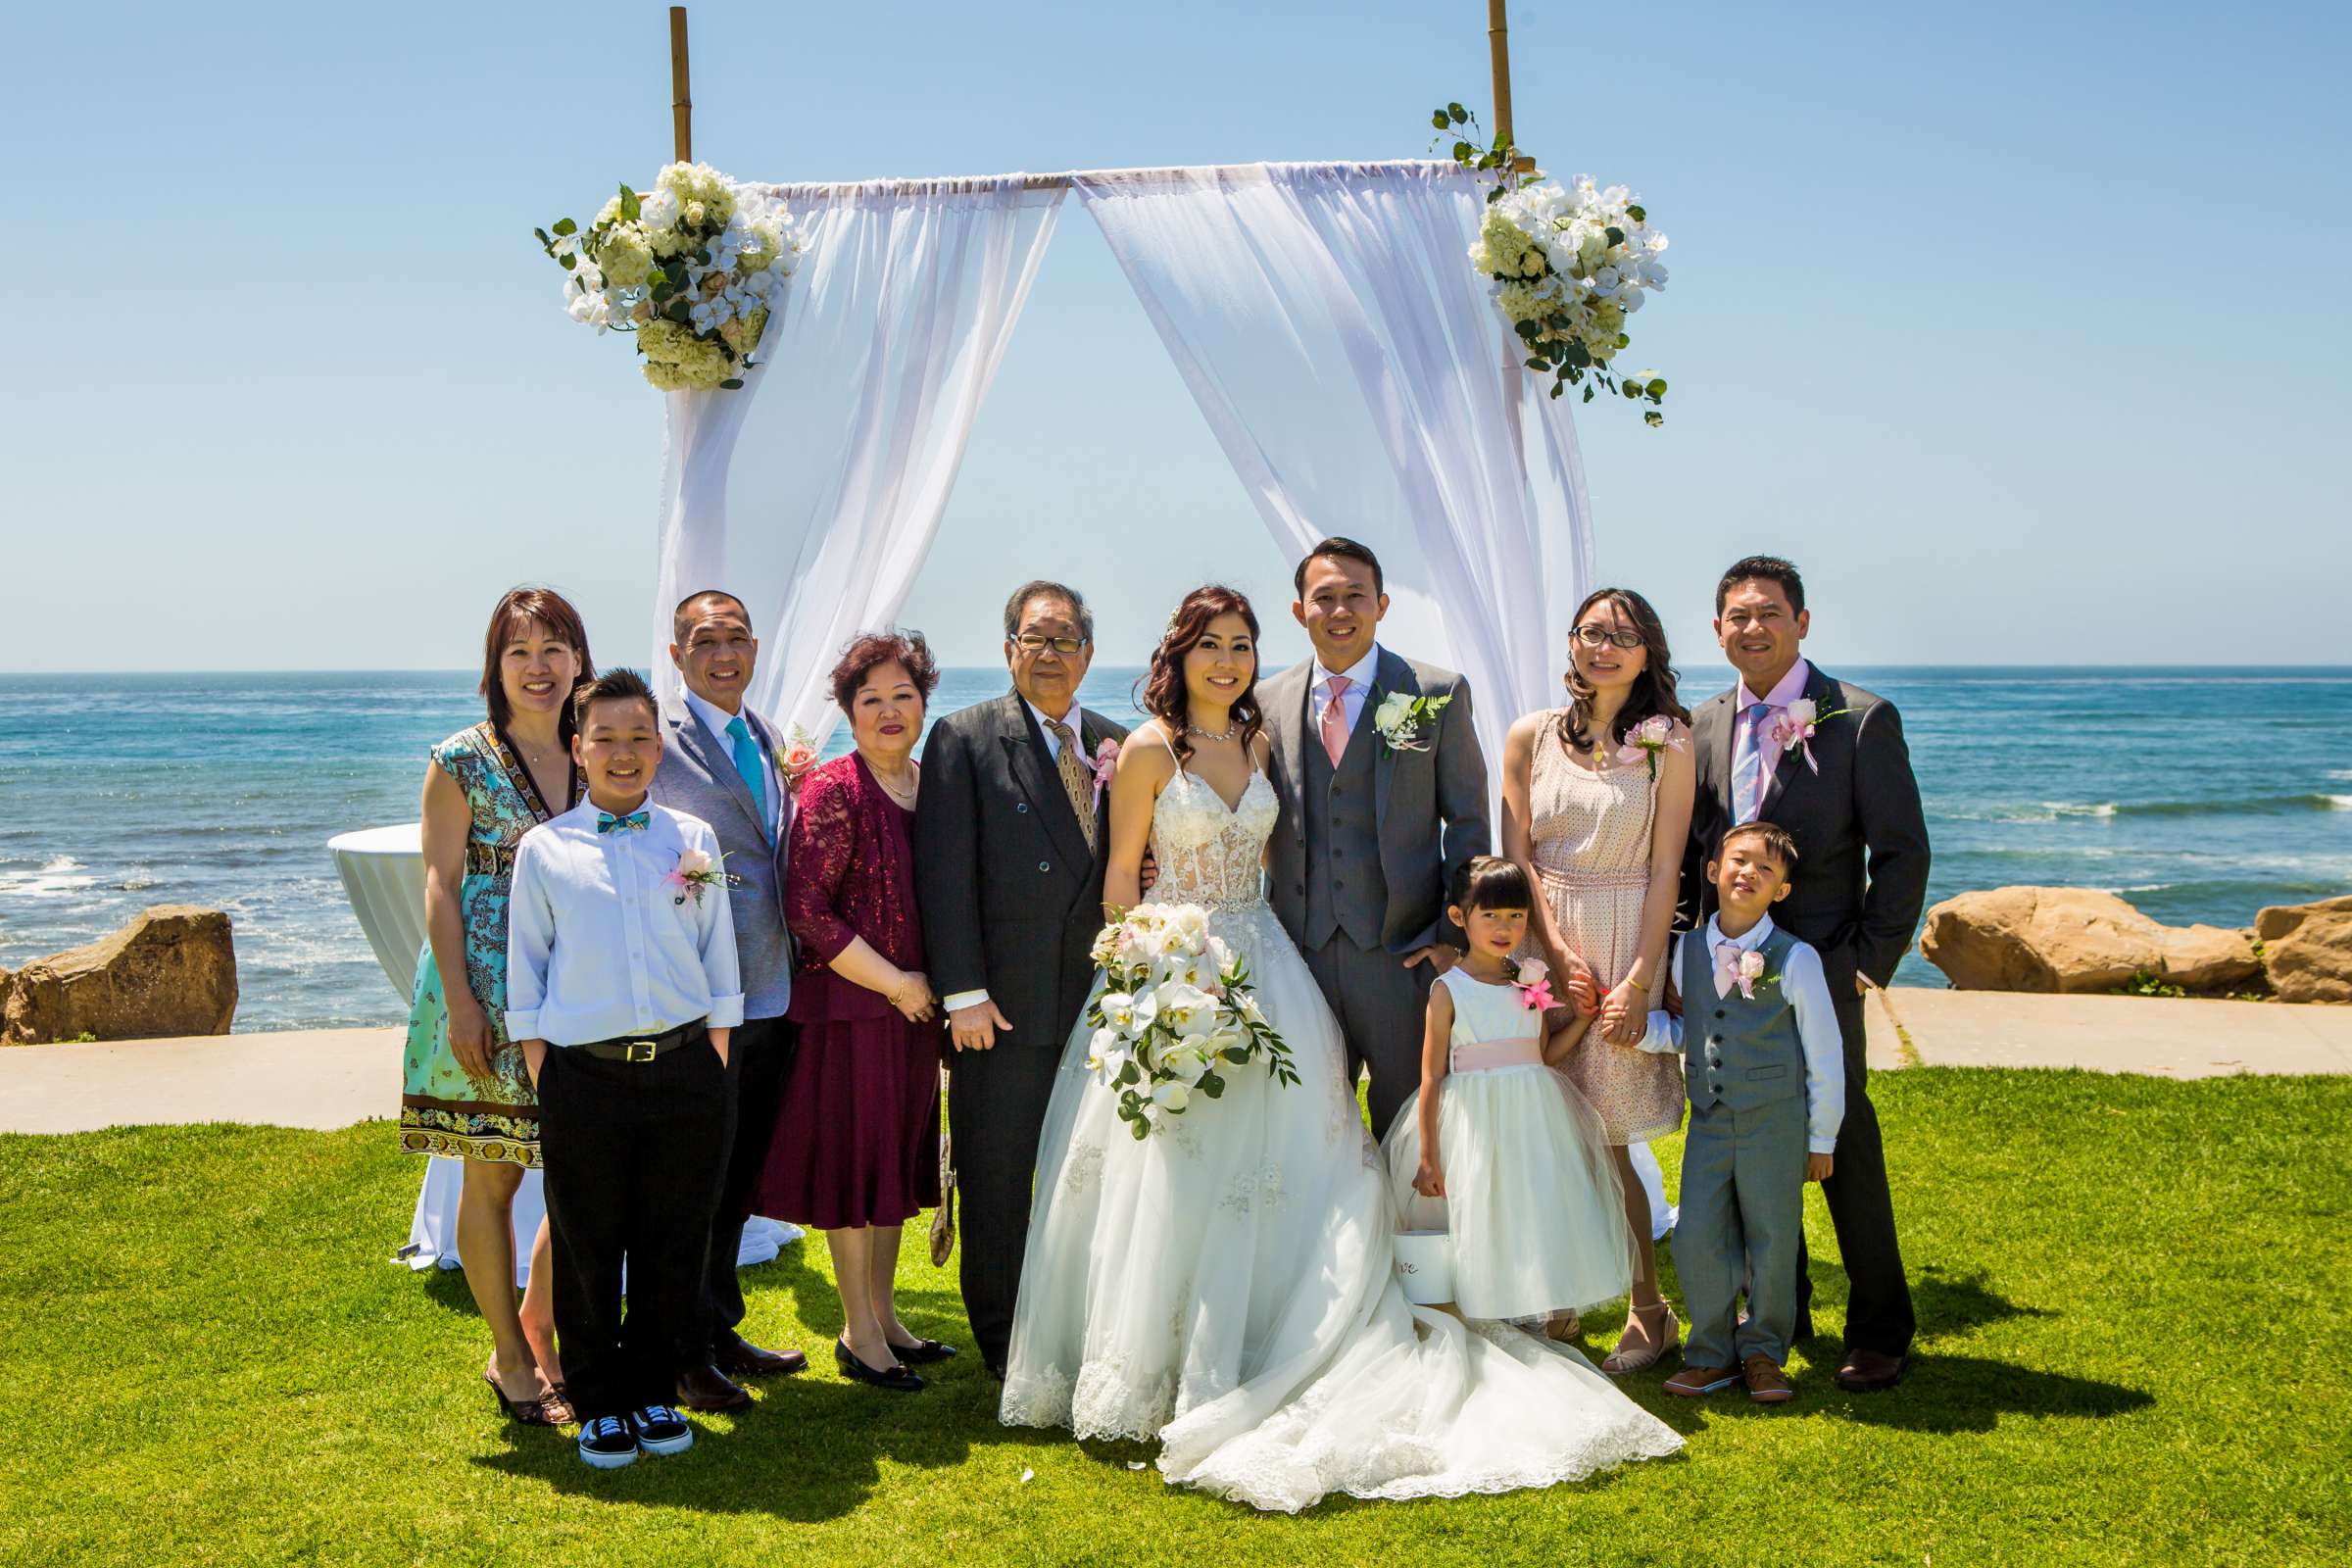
[1391,1230,1456,1306]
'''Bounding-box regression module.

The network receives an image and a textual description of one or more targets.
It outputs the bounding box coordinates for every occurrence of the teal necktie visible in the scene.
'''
[725,714,769,835]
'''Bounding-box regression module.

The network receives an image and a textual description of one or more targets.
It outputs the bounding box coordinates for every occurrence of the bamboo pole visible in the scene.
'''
[1487,0,1513,149]
[669,6,693,164]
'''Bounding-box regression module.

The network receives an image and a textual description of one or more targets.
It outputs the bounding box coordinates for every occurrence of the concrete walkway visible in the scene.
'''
[1874,987,2352,1078]
[3,994,2349,1136]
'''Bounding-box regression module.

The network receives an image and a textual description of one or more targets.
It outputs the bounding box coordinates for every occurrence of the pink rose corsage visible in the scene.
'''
[1090,736,1120,808]
[1734,949,1779,1000]
[1513,956,1556,1012]
[663,847,736,906]
[1614,713,1686,781]
[1762,698,1854,776]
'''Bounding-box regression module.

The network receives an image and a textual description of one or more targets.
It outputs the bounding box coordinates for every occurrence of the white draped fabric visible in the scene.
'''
[650,175,1063,738]
[1075,161,1595,778]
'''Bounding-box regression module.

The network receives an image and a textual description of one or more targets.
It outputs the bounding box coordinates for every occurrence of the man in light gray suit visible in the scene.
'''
[651,589,808,1411]
[1259,538,1493,1135]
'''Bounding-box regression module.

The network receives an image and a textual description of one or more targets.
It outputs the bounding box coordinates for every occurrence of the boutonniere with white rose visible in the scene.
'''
[662,847,739,907]
[1763,699,1855,775]
[1734,950,1780,1001]
[1373,692,1452,755]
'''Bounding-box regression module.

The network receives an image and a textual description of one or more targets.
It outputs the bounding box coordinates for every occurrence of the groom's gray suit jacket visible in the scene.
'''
[651,703,793,1020]
[1261,646,1491,958]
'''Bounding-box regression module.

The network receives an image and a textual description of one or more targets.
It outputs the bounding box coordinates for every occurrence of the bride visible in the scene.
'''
[1000,586,1680,1512]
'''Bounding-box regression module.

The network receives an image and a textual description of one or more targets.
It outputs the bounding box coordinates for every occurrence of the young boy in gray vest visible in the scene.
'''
[1638,821,1844,1403]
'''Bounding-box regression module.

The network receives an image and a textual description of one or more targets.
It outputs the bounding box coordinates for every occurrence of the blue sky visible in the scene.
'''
[3,0,2345,675]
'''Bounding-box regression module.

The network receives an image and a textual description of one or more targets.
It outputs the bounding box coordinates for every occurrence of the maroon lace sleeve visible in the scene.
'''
[784,760,860,965]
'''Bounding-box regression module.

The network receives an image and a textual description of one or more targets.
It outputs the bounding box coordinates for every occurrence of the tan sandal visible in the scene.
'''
[1601,1301,1680,1376]
[1544,1308,1584,1343]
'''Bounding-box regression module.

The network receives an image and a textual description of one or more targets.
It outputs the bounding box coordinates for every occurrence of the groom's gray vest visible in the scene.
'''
[1679,926,1808,1118]
[1302,708,1387,952]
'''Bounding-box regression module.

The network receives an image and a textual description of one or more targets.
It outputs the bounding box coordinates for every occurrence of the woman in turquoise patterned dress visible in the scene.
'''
[400,587,593,1427]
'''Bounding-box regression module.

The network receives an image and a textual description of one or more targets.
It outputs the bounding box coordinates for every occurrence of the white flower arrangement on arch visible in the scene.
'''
[1433,103,1671,423]
[538,162,805,391]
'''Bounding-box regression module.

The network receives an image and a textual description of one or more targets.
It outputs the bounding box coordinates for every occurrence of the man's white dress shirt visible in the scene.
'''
[507,798,745,1047]
[1637,913,1844,1153]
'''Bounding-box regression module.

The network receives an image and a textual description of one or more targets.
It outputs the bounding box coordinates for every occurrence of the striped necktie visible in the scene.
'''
[1730,702,1771,825]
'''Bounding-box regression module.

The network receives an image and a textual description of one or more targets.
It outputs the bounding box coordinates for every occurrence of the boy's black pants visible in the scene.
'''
[538,1029,736,1423]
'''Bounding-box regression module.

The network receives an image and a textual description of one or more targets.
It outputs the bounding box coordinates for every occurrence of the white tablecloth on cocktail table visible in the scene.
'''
[329,822,800,1286]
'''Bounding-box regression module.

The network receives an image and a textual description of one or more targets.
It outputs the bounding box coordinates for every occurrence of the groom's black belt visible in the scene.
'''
[573,1018,709,1063]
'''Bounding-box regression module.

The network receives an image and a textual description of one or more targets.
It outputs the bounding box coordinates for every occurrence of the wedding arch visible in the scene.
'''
[643,3,1599,779]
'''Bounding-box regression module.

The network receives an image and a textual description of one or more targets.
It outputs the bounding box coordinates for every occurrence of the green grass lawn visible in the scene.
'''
[4,1067,2348,1566]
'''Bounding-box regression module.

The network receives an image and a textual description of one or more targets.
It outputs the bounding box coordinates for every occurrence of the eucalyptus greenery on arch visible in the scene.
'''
[1431,102,1671,423]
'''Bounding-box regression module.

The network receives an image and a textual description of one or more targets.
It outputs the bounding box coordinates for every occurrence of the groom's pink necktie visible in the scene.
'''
[1320,676,1353,766]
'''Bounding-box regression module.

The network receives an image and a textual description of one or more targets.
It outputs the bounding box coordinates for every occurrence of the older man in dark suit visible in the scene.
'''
[651,589,809,1411]
[912,581,1128,1380]
[1683,555,1932,1393]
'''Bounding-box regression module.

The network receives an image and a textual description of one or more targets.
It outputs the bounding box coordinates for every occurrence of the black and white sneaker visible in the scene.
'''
[630,1403,695,1456]
[577,1414,639,1469]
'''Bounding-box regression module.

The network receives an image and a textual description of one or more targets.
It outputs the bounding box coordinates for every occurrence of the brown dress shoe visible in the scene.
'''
[1663,1362,1742,1397]
[1835,1348,1911,1393]
[676,1363,754,1412]
[714,1334,809,1378]
[1742,1354,1794,1403]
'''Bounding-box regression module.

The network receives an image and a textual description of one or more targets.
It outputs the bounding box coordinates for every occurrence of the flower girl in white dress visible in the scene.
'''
[1386,857,1637,1323]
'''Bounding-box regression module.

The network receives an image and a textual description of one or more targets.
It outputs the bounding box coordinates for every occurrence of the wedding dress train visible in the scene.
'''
[1000,759,1680,1511]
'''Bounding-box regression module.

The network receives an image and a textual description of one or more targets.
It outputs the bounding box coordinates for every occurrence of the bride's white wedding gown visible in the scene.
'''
[1000,758,1681,1512]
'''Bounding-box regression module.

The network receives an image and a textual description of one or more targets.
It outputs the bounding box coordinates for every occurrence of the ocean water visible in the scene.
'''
[3,666,2346,1030]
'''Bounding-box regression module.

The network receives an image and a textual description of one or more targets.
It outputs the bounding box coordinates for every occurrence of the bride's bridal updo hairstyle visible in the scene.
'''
[1143,585,1266,762]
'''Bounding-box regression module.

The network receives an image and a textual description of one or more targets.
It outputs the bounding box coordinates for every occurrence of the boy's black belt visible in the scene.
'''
[574,1018,709,1062]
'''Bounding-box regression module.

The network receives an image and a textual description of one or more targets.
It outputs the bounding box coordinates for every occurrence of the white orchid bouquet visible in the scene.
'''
[538,162,805,391]
[1432,102,1670,423]
[1084,904,1298,1140]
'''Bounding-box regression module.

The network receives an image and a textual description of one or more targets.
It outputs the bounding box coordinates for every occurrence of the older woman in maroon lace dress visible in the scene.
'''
[760,631,954,1392]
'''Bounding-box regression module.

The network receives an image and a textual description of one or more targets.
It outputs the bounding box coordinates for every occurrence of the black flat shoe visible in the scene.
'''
[835,1339,924,1392]
[885,1336,958,1365]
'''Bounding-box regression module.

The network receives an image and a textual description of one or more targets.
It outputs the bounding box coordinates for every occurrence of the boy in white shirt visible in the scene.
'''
[1639,821,1843,1404]
[508,668,743,1468]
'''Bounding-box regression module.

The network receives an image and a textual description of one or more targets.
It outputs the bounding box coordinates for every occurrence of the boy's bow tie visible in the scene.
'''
[597,810,650,834]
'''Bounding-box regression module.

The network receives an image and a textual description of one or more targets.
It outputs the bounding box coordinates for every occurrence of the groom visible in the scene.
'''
[913,581,1128,1380]
[1261,538,1491,1136]
[1683,555,1931,1393]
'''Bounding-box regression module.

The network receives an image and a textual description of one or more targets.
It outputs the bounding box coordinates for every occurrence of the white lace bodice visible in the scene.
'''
[1143,765,1278,912]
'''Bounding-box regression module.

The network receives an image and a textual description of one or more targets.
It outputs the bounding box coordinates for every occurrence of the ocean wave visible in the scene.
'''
[2023,794,2351,821]
[0,857,99,899]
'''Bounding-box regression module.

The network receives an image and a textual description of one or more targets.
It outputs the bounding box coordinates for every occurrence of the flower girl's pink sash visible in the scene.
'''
[1449,1038,1544,1074]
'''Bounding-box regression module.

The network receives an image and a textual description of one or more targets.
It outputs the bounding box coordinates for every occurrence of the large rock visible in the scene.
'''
[2254,894,2352,1004]
[1,906,238,1044]
[1919,887,2263,994]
